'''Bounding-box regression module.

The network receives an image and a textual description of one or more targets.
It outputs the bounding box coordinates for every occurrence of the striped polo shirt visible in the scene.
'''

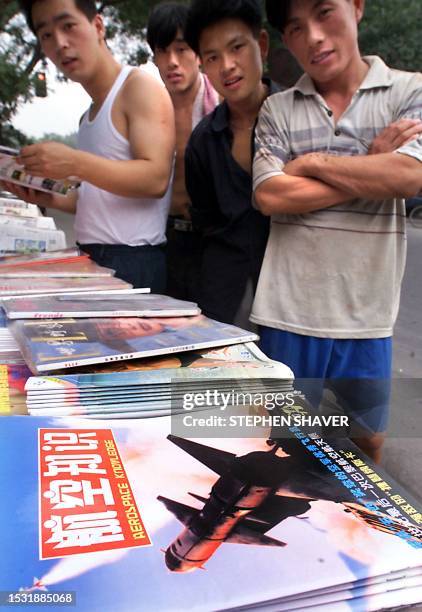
[251,56,422,338]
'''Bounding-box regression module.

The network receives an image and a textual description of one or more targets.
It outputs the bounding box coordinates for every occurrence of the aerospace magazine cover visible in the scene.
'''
[1,413,421,612]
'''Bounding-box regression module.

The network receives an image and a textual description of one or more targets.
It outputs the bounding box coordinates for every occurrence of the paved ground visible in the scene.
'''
[52,211,422,501]
[384,224,422,502]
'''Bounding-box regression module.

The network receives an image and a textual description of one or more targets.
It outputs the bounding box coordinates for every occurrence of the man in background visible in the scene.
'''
[147,2,219,302]
[184,0,275,328]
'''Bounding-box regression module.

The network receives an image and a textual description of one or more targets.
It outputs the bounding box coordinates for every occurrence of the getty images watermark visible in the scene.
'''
[176,387,349,434]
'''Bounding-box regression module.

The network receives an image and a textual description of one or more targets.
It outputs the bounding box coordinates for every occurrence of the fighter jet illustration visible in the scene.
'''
[158,434,422,572]
[20,578,48,592]
[157,434,360,572]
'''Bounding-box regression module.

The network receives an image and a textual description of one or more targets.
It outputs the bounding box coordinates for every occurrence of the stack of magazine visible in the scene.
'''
[0,194,66,253]
[0,249,134,363]
[3,292,202,318]
[0,275,132,297]
[0,362,32,414]
[0,308,22,364]
[0,182,419,609]
[1,412,421,611]
[24,342,293,418]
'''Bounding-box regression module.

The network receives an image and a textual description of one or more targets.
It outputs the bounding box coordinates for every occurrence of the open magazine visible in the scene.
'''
[0,145,80,195]
[1,412,421,611]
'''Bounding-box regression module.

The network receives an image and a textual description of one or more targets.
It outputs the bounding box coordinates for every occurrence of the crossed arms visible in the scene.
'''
[255,120,422,216]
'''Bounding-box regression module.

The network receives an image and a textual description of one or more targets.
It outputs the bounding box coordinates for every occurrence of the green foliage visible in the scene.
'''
[34,132,78,147]
[0,0,420,143]
[359,0,422,71]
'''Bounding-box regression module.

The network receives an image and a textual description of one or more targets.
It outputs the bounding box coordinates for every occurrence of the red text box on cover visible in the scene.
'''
[39,428,151,559]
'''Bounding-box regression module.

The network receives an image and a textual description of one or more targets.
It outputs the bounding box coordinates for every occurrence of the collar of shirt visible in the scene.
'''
[292,55,394,97]
[210,77,281,133]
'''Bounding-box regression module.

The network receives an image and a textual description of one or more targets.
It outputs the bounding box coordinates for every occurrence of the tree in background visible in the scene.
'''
[0,0,163,145]
[359,0,421,71]
[34,132,78,147]
[0,0,420,145]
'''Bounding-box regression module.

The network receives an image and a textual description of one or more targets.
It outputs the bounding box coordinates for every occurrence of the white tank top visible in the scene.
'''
[75,66,171,246]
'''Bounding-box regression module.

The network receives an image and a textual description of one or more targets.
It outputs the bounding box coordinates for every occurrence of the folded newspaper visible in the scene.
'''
[0,197,42,218]
[0,145,80,195]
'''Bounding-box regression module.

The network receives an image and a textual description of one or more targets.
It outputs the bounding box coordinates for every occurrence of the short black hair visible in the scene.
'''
[147,2,190,52]
[185,0,263,55]
[20,0,97,33]
[265,0,291,33]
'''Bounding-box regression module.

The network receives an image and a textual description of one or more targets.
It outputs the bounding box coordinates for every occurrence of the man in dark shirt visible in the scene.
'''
[147,3,219,303]
[184,0,275,327]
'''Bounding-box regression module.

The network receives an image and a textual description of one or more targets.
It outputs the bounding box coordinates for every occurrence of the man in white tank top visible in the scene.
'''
[7,0,175,291]
[147,3,219,302]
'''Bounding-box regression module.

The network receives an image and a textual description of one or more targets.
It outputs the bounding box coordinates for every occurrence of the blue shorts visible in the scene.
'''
[259,327,392,434]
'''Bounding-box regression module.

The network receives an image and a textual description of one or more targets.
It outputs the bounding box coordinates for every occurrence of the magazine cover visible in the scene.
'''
[1,414,421,612]
[0,248,82,267]
[10,315,259,373]
[0,214,56,230]
[0,363,32,414]
[0,146,80,195]
[24,352,293,418]
[0,261,114,279]
[0,275,131,297]
[42,342,272,376]
[4,293,201,319]
[25,351,292,393]
[0,199,42,218]
[0,225,66,255]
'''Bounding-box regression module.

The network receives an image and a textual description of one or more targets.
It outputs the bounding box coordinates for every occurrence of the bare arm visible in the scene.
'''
[255,174,352,215]
[288,151,422,200]
[17,72,176,200]
[255,119,422,215]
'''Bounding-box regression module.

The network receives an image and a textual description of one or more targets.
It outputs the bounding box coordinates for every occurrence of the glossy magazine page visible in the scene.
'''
[4,293,201,319]
[0,414,421,611]
[0,261,114,279]
[10,315,259,373]
[0,275,131,297]
[0,146,80,195]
